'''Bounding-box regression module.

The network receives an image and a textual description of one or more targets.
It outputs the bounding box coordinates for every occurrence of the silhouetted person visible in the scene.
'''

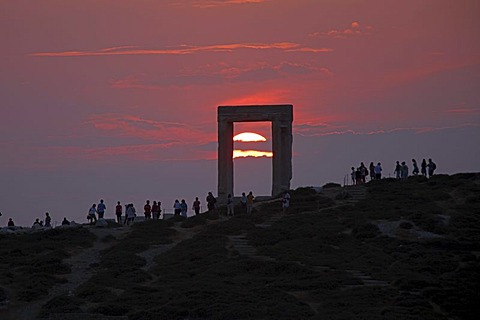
[61,217,70,226]
[374,162,382,180]
[226,194,234,216]
[246,191,254,214]
[97,199,106,219]
[206,192,216,213]
[240,192,247,213]
[174,199,181,216]
[355,167,362,185]
[192,197,201,215]
[359,162,367,183]
[401,161,409,179]
[44,212,52,228]
[394,161,401,179]
[144,200,152,220]
[7,218,15,228]
[88,204,97,224]
[115,201,123,224]
[351,167,356,185]
[33,218,41,227]
[412,159,419,176]
[369,162,375,181]
[427,159,437,177]
[421,159,427,177]
[180,199,188,217]
[152,201,160,219]
[125,203,136,225]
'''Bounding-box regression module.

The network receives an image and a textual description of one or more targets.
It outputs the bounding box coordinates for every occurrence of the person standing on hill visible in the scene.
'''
[427,159,437,177]
[350,167,356,185]
[97,199,106,219]
[125,203,136,225]
[240,192,247,213]
[355,167,362,185]
[374,162,383,180]
[246,191,255,214]
[359,162,367,183]
[144,200,152,220]
[152,201,160,219]
[412,159,419,176]
[226,194,234,216]
[44,212,52,228]
[421,159,427,177]
[7,218,15,228]
[206,192,217,213]
[400,161,409,179]
[180,199,188,217]
[369,162,375,181]
[394,161,401,179]
[115,201,123,224]
[88,204,97,224]
[192,197,201,215]
[173,199,182,216]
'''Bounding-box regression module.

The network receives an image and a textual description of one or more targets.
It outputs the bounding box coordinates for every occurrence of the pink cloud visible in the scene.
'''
[445,108,480,114]
[31,42,332,58]
[170,0,270,8]
[86,113,214,144]
[382,59,480,87]
[294,122,480,137]
[310,21,372,38]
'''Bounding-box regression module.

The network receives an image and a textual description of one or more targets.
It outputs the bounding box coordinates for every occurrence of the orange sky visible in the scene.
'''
[0,0,479,225]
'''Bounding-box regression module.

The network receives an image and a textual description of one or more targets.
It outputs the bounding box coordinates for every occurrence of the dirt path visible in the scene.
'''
[7,226,131,320]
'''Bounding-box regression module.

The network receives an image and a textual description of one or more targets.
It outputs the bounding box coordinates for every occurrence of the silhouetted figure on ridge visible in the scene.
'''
[394,161,401,179]
[192,197,201,215]
[227,194,234,216]
[152,201,160,220]
[240,192,247,213]
[427,159,437,178]
[246,191,255,214]
[369,162,375,181]
[61,217,70,226]
[44,212,51,228]
[401,161,409,179]
[412,159,419,176]
[144,200,152,220]
[173,199,181,216]
[180,199,188,217]
[115,201,123,224]
[206,192,217,213]
[421,159,427,177]
[88,204,97,224]
[374,162,382,180]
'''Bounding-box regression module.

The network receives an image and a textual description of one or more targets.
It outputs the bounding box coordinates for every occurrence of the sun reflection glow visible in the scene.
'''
[233,150,273,158]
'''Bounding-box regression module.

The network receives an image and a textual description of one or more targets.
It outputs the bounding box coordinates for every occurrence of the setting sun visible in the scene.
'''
[233,132,267,142]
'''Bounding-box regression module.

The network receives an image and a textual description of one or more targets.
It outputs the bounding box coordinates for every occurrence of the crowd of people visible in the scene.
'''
[350,158,437,185]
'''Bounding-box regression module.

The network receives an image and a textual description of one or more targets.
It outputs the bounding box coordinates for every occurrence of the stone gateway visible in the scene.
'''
[217,105,293,203]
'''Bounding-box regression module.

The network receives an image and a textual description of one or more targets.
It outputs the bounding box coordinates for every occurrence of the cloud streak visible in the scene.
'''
[170,0,270,8]
[310,21,373,38]
[294,122,480,137]
[31,42,333,58]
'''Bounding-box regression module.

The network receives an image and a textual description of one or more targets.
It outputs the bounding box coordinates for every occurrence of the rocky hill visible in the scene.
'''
[1,173,479,320]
